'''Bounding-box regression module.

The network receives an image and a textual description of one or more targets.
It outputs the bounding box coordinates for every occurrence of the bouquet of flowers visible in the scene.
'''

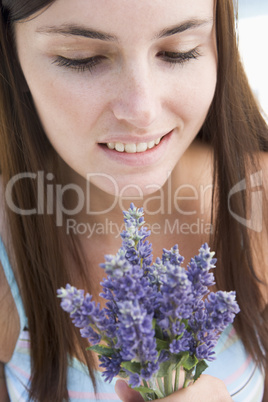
[57,203,239,400]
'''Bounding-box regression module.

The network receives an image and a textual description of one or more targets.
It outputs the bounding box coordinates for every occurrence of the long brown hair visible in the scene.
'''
[0,0,267,401]
[202,0,268,369]
[0,1,97,401]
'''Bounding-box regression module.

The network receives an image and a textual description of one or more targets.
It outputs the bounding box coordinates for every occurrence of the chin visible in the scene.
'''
[88,172,170,199]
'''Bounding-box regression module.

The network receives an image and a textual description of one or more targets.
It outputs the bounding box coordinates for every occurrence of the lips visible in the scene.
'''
[98,130,173,167]
[106,136,162,154]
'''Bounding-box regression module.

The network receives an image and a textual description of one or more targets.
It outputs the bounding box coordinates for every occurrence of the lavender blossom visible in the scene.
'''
[156,248,194,335]
[57,204,240,399]
[99,354,122,383]
[57,285,114,345]
[186,290,240,361]
[186,244,216,299]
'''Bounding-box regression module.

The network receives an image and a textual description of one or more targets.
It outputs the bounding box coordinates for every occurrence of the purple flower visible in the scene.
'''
[187,243,216,300]
[57,284,116,345]
[156,251,194,335]
[80,327,101,345]
[116,300,158,365]
[57,204,240,392]
[169,333,192,354]
[99,354,122,383]
[128,373,141,388]
[195,341,217,361]
[57,285,84,313]
[186,289,240,362]
[204,291,240,331]
[162,245,184,268]
[141,361,160,381]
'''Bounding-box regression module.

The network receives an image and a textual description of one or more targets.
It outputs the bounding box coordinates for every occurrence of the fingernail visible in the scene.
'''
[115,378,129,397]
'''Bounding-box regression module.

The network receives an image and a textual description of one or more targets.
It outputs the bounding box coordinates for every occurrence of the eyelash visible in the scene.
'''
[52,48,200,73]
[158,48,201,64]
[52,55,105,73]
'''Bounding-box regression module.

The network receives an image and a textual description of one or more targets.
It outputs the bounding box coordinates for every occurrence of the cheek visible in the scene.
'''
[26,70,106,144]
[170,60,217,126]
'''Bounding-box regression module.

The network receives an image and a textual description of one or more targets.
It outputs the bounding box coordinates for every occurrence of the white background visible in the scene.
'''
[237,0,268,117]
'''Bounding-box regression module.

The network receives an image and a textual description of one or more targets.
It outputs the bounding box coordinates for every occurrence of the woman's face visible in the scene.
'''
[15,0,217,196]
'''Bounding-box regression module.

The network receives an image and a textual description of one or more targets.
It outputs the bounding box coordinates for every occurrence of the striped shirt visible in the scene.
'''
[1,238,265,401]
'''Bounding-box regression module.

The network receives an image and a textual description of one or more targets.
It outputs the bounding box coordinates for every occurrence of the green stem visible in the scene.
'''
[164,367,173,396]
[148,379,164,399]
[183,370,194,388]
[139,380,150,401]
[157,377,165,396]
[139,392,150,401]
[143,380,149,388]
[140,379,162,400]
[174,365,181,392]
[151,384,164,399]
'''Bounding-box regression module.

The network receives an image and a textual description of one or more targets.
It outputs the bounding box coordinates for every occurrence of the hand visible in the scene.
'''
[115,375,233,402]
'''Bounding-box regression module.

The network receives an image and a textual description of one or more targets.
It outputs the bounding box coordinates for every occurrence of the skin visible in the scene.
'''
[0,0,265,401]
[14,0,217,200]
[13,0,219,271]
[115,377,233,402]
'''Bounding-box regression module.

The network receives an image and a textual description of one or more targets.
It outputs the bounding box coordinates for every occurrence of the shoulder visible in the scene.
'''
[0,176,20,363]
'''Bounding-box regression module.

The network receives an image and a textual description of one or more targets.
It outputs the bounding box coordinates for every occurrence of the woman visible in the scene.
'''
[0,0,267,401]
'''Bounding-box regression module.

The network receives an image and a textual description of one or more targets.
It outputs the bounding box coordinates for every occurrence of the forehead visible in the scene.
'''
[19,0,215,40]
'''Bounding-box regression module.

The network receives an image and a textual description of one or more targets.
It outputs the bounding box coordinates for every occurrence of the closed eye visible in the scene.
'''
[157,48,201,64]
[52,55,106,72]
[52,48,201,73]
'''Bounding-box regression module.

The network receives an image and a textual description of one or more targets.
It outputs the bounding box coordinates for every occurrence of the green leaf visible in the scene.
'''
[174,351,189,367]
[121,361,141,374]
[182,354,198,371]
[87,345,114,357]
[193,360,208,382]
[156,360,175,377]
[156,352,193,377]
[156,338,169,350]
[155,324,164,340]
[118,371,129,379]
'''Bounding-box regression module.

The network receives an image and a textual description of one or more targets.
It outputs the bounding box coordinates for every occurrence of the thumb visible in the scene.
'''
[115,379,144,402]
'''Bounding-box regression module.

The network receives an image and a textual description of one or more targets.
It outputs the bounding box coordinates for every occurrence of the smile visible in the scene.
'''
[106,136,162,153]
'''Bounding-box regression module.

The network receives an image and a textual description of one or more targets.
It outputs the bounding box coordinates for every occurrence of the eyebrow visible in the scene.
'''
[36,18,213,41]
[156,18,213,39]
[36,25,118,41]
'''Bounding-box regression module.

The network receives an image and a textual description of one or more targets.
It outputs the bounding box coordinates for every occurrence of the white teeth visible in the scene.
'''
[115,143,125,152]
[106,136,162,153]
[125,143,137,153]
[136,142,148,153]
[147,140,155,149]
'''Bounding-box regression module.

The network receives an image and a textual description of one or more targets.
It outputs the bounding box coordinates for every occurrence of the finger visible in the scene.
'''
[115,379,144,402]
[163,375,232,402]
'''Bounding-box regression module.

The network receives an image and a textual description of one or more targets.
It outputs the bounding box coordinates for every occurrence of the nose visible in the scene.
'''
[111,63,160,128]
